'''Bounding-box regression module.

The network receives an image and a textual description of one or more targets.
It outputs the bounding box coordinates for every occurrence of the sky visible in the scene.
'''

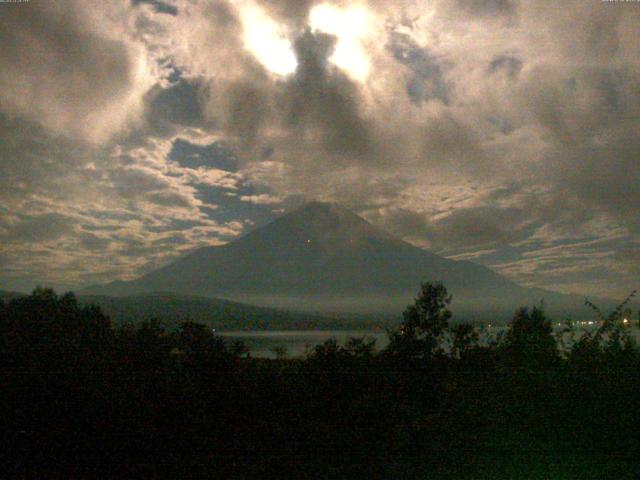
[0,0,638,299]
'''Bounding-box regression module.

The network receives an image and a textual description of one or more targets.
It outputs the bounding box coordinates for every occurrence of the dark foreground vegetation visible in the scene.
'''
[1,285,639,479]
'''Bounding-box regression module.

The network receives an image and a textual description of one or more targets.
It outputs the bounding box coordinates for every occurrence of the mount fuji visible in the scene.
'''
[83,202,596,319]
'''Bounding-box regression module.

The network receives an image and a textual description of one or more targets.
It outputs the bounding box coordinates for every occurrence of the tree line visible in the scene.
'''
[1,284,639,478]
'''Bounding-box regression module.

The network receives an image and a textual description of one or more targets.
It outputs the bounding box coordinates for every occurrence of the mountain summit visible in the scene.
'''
[84,202,591,317]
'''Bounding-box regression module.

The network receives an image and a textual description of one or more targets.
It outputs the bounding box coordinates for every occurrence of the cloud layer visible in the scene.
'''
[0,0,638,299]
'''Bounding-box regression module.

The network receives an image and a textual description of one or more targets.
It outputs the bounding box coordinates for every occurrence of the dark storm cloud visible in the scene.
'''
[257,0,317,27]
[132,0,178,16]
[203,26,380,173]
[284,29,375,159]
[489,55,522,79]
[388,32,450,104]
[0,0,152,142]
[147,80,206,128]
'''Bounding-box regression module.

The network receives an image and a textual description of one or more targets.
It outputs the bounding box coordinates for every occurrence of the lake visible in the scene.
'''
[220,330,390,358]
[220,324,640,358]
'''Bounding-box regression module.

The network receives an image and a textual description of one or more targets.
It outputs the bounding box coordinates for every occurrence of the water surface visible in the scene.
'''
[220,330,389,358]
[220,325,640,358]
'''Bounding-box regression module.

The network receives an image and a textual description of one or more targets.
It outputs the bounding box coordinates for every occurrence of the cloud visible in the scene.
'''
[489,55,523,79]
[132,0,178,16]
[0,124,251,289]
[283,29,375,158]
[388,31,450,104]
[240,194,284,205]
[168,138,236,169]
[257,0,317,27]
[454,0,517,18]
[0,0,156,144]
[2,214,76,245]
[1,0,639,297]
[146,79,206,129]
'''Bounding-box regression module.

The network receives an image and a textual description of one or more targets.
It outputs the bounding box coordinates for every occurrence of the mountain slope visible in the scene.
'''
[83,202,603,318]
[78,292,377,330]
[2,288,376,330]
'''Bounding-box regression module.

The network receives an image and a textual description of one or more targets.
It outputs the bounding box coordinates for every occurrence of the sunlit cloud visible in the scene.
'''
[238,1,297,75]
[308,3,374,82]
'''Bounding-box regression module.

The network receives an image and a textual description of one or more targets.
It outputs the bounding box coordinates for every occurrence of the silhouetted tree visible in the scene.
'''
[502,306,557,369]
[451,323,479,358]
[175,320,232,370]
[388,282,452,357]
[311,337,342,360]
[569,291,638,366]
[2,285,639,478]
[271,345,288,359]
[230,339,250,358]
[344,336,376,358]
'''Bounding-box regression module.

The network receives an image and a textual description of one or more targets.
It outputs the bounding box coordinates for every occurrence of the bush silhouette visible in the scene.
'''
[388,281,452,358]
[1,285,639,478]
[501,305,558,368]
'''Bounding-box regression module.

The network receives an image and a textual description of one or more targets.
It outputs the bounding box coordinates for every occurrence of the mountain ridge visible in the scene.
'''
[82,201,609,319]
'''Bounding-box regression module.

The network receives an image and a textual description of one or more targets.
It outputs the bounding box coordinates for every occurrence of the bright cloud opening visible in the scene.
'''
[238,3,297,76]
[309,3,373,82]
